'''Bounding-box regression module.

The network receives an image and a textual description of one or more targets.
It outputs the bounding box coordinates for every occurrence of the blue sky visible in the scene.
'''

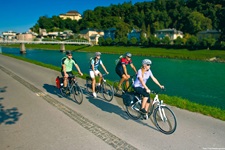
[1,0,150,34]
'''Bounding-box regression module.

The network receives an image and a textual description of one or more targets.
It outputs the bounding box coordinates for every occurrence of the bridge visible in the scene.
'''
[0,40,92,53]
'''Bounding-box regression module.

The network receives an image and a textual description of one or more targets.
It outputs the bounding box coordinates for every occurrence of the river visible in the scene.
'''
[1,47,225,109]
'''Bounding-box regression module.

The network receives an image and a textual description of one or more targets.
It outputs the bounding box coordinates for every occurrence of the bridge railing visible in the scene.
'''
[0,40,92,45]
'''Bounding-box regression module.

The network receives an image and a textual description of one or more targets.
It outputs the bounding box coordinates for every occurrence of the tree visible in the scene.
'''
[200,37,216,49]
[149,35,160,46]
[129,37,138,45]
[186,35,199,50]
[174,36,184,47]
[185,11,212,35]
[161,36,171,45]
[38,16,54,31]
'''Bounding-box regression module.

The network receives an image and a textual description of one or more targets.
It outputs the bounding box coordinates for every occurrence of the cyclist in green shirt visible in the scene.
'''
[61,51,83,93]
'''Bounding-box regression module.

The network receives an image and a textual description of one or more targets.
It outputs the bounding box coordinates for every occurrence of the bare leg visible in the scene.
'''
[142,97,148,111]
[92,78,96,92]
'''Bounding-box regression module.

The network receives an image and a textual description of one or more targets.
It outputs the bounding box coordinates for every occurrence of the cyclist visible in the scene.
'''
[89,52,109,98]
[115,52,137,90]
[61,50,83,93]
[133,59,164,114]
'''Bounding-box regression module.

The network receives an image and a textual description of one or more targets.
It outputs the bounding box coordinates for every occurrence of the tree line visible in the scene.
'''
[31,0,225,50]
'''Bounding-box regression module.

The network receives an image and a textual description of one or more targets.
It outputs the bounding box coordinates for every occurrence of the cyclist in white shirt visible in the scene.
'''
[133,59,164,114]
[89,52,109,98]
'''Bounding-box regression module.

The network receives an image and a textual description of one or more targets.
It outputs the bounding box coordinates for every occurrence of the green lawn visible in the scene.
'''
[2,44,224,62]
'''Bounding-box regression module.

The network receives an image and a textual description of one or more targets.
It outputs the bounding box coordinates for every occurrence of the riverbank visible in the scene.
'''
[2,53,225,121]
[1,44,225,62]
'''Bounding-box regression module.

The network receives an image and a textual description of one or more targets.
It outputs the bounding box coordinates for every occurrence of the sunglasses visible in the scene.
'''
[147,64,151,66]
[68,54,72,56]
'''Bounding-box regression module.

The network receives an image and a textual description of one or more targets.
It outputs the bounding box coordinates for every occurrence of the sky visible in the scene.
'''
[0,0,150,35]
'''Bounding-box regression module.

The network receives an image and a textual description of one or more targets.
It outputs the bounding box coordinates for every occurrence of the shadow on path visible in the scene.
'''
[0,86,23,125]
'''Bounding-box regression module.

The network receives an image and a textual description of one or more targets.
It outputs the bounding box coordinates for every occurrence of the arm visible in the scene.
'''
[62,64,68,77]
[74,64,83,76]
[101,63,109,74]
[130,63,137,74]
[151,75,164,89]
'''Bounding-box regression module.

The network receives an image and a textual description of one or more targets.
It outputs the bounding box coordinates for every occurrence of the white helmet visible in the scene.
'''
[142,59,152,65]
[95,52,101,56]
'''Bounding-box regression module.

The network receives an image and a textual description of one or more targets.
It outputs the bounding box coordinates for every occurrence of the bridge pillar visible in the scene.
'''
[20,43,26,54]
[60,44,65,52]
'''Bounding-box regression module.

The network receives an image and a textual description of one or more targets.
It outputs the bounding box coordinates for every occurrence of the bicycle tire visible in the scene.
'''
[125,100,142,120]
[86,77,92,93]
[102,82,114,102]
[59,87,66,97]
[71,84,83,104]
[153,105,177,134]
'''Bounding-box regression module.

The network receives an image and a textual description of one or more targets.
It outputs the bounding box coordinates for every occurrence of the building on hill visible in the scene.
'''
[59,10,82,21]
[2,31,17,40]
[197,29,221,41]
[154,28,183,40]
[127,29,146,42]
[79,28,104,45]
[104,28,116,40]
[17,31,37,41]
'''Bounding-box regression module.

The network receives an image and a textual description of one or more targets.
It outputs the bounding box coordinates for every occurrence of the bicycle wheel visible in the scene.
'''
[153,106,177,134]
[102,82,114,102]
[71,85,83,104]
[86,77,92,93]
[59,87,66,97]
[125,100,142,120]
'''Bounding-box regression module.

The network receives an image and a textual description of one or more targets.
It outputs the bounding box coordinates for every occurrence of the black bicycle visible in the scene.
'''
[86,74,114,102]
[59,74,83,104]
[113,75,136,97]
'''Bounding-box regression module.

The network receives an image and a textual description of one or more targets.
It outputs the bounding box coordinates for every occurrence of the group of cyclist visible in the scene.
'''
[61,50,164,114]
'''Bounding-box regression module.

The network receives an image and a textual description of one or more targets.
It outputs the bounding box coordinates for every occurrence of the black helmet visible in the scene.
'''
[66,50,72,55]
[125,52,132,58]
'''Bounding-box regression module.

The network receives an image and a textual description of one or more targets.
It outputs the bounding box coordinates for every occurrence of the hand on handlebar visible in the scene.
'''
[146,89,151,93]
[79,72,83,76]
[160,85,165,90]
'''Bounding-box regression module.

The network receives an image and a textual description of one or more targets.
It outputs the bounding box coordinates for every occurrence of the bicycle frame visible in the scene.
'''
[150,92,167,121]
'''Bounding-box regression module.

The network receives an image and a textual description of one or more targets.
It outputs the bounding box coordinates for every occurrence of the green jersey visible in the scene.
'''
[61,57,77,72]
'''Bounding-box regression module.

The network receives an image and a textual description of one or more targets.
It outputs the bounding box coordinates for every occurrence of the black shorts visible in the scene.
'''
[134,87,150,103]
[61,71,73,77]
[115,68,124,78]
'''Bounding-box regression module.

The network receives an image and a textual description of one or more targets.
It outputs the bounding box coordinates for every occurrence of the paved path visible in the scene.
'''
[0,54,225,150]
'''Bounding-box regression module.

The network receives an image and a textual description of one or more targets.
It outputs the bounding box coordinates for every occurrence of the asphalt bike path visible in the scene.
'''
[0,54,225,150]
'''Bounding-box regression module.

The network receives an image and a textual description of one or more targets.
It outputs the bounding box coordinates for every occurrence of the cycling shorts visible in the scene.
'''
[133,87,150,103]
[61,71,73,77]
[89,70,100,79]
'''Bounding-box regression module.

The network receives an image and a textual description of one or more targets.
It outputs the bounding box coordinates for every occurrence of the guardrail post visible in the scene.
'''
[20,43,26,54]
[60,43,65,52]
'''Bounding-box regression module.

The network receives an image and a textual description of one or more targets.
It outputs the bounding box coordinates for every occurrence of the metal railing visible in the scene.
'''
[0,40,92,45]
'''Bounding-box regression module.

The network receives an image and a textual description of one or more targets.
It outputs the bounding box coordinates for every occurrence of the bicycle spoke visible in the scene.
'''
[126,101,141,120]
[71,85,83,104]
[102,83,114,102]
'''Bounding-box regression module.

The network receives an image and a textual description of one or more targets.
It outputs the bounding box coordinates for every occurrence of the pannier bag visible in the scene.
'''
[55,76,63,88]
[122,92,136,106]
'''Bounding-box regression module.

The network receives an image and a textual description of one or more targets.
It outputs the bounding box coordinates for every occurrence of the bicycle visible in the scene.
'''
[125,89,177,134]
[86,74,114,102]
[59,74,83,104]
[113,75,136,97]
